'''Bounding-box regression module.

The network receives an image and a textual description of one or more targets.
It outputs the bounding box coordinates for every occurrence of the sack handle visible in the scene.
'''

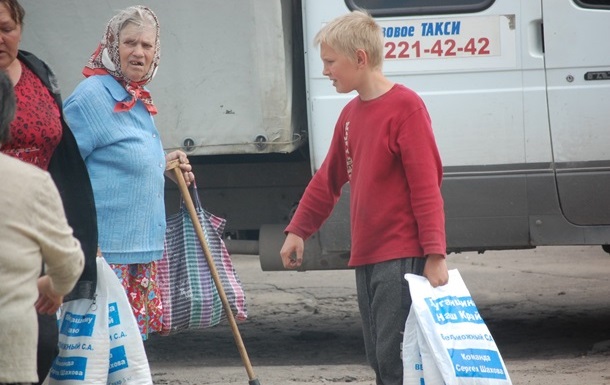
[191,180,203,209]
[180,180,203,211]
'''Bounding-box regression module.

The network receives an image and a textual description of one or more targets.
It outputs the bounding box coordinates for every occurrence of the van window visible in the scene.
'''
[574,0,610,8]
[346,0,495,16]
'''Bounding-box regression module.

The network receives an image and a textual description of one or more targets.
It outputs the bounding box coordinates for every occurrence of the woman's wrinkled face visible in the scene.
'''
[118,22,156,82]
[0,3,22,71]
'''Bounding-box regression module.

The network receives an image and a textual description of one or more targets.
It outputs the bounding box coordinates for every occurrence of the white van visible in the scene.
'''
[21,0,610,270]
[272,0,610,270]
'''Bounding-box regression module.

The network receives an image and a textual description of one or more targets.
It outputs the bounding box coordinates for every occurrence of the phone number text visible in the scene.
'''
[385,38,492,60]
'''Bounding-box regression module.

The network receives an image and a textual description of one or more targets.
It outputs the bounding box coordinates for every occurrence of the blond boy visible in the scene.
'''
[280,10,449,384]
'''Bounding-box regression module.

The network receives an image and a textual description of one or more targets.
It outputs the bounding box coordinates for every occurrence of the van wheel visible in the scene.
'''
[602,245,610,254]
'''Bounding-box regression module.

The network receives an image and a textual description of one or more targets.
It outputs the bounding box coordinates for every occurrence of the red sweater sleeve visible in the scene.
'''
[393,107,446,256]
[284,112,350,240]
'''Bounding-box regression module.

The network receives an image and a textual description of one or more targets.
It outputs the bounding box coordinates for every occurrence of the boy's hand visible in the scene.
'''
[423,254,449,287]
[280,232,304,269]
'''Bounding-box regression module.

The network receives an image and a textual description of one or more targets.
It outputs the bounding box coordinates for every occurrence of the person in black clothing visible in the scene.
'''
[0,0,98,383]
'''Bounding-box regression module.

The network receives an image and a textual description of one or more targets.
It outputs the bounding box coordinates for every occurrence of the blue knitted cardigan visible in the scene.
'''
[64,75,166,264]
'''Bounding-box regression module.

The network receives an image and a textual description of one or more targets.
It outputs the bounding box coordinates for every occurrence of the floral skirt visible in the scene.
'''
[109,261,163,340]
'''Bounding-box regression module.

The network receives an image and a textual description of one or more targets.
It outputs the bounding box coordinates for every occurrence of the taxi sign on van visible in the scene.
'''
[379,15,516,73]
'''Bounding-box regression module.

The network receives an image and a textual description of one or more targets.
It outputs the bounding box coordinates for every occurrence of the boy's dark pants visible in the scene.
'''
[356,257,427,385]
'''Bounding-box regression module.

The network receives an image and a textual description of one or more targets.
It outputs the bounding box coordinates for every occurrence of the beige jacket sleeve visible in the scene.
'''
[33,173,85,295]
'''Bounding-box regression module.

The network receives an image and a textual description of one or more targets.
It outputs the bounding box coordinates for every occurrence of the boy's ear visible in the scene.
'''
[355,49,367,67]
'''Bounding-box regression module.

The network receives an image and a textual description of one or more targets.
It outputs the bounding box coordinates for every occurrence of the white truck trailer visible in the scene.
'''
[21,0,610,270]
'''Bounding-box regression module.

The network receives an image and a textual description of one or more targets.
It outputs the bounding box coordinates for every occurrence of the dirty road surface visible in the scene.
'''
[146,246,610,385]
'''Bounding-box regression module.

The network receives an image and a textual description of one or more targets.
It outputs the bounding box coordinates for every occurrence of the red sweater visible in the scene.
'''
[286,84,446,266]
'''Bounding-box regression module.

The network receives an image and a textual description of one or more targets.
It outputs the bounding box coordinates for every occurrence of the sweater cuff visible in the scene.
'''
[283,224,310,241]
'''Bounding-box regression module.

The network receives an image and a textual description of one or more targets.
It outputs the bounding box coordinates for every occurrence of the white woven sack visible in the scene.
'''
[47,261,110,384]
[101,258,153,384]
[405,269,512,385]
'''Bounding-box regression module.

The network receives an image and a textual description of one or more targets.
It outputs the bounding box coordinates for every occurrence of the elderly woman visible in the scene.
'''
[0,71,85,385]
[0,0,98,382]
[63,5,194,341]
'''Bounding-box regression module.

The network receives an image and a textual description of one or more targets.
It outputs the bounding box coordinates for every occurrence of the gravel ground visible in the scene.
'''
[146,246,610,385]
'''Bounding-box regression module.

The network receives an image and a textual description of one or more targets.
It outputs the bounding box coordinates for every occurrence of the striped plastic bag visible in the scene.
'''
[157,185,247,335]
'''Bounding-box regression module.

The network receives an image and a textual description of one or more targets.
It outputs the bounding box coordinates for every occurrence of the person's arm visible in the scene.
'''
[397,105,448,287]
[63,85,99,161]
[281,114,350,268]
[33,173,85,314]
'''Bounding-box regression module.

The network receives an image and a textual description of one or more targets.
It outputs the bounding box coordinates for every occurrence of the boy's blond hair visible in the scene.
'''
[314,10,384,70]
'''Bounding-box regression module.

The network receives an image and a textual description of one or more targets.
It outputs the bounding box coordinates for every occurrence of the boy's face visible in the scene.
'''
[320,42,360,94]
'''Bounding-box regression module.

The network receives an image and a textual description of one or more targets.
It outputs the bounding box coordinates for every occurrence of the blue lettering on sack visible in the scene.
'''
[109,345,129,373]
[449,348,506,379]
[108,302,120,327]
[49,356,87,380]
[59,312,96,337]
[110,331,127,341]
[425,295,484,325]
[57,342,95,351]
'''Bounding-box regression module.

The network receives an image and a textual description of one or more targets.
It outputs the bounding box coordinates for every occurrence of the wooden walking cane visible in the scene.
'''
[167,159,261,385]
